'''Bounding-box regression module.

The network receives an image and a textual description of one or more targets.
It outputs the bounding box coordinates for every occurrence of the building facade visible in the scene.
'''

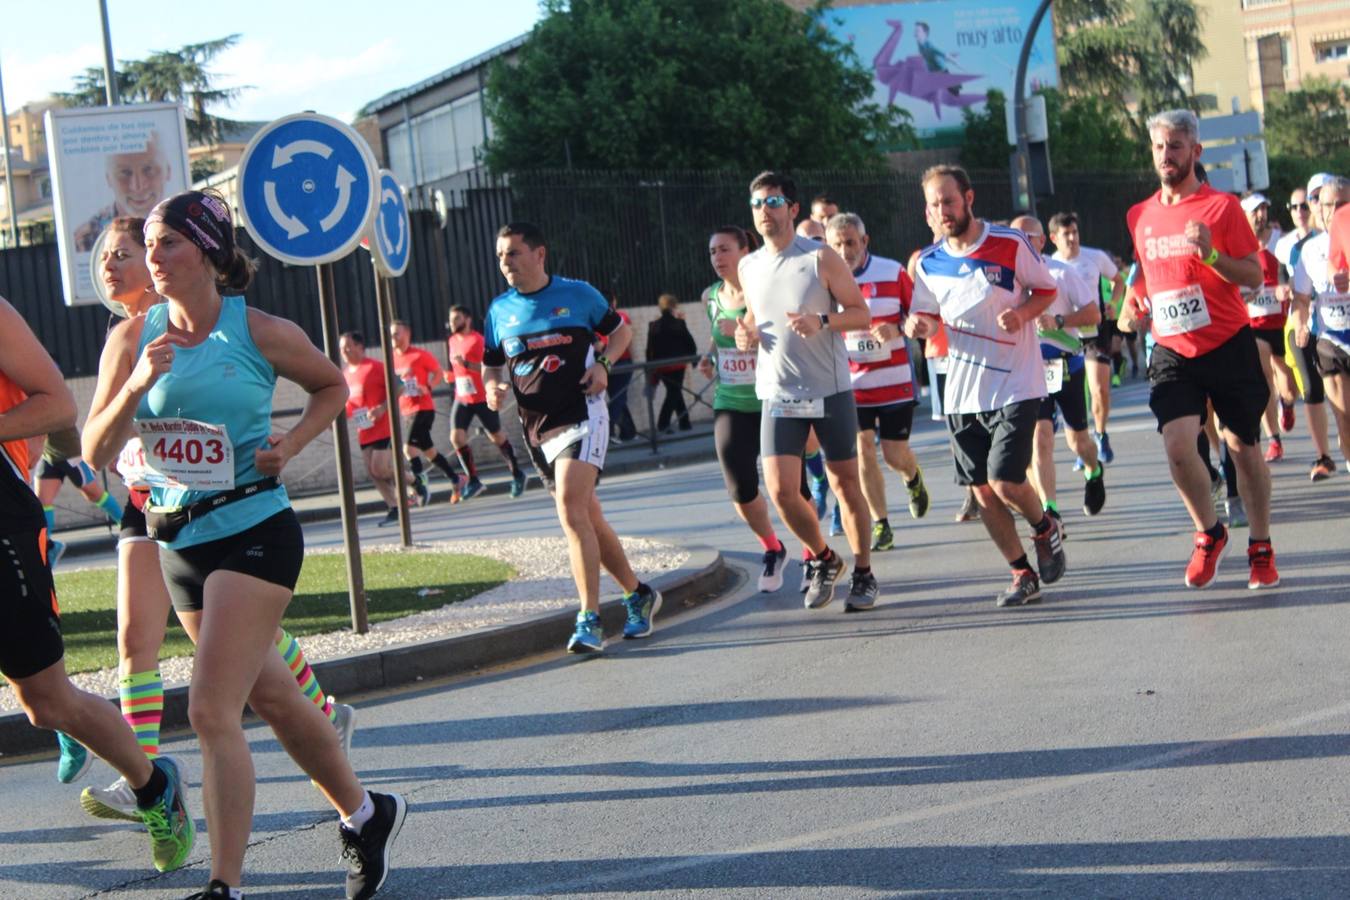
[1239,0,1350,111]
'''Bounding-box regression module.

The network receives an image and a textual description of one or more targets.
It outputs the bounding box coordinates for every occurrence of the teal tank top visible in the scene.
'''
[135,295,290,549]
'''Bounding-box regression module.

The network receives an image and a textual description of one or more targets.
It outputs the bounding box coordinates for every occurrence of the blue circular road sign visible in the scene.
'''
[370,170,411,278]
[237,113,378,266]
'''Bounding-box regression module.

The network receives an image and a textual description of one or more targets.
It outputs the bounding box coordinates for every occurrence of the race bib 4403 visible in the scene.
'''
[134,418,235,490]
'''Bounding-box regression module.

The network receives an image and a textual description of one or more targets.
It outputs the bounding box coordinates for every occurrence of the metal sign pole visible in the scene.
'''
[375,268,413,546]
[317,262,370,633]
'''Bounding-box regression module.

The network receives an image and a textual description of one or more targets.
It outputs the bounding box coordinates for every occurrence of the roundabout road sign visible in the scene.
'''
[237,113,378,266]
[370,170,411,278]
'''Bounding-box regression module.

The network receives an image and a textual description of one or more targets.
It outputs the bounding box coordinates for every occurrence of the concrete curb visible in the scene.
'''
[0,546,732,759]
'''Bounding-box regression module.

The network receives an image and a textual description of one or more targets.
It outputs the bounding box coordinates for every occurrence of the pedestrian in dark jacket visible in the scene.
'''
[646,293,696,432]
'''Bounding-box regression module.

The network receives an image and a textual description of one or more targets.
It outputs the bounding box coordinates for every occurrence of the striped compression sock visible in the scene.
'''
[95,491,123,525]
[119,670,164,758]
[277,628,335,722]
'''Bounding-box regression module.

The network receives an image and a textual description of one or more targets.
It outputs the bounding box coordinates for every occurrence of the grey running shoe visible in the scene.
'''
[996,568,1042,607]
[1226,496,1248,528]
[332,700,357,759]
[799,559,814,594]
[1032,516,1066,585]
[81,775,140,822]
[804,554,848,610]
[1209,473,1224,515]
[759,544,787,593]
[844,570,879,612]
[955,489,979,522]
[906,467,930,519]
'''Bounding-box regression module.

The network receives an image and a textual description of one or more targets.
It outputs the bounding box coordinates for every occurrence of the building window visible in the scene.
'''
[1241,0,1285,8]
[1316,41,1349,63]
[382,92,488,187]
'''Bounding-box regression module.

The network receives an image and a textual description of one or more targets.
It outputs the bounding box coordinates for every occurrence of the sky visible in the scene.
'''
[1,1,545,123]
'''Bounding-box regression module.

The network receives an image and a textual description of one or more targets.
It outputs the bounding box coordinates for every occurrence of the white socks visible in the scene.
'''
[341,791,374,833]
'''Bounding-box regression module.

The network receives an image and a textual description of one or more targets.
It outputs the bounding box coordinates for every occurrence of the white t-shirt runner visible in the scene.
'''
[912,222,1057,414]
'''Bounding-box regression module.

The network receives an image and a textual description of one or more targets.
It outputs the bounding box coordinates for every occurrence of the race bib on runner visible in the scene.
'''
[1245,287,1280,319]
[1043,360,1065,394]
[768,396,824,418]
[717,348,756,386]
[115,437,154,490]
[1150,285,1211,337]
[134,418,235,490]
[352,407,375,430]
[455,376,477,398]
[844,330,891,364]
[1318,295,1350,332]
[401,375,421,397]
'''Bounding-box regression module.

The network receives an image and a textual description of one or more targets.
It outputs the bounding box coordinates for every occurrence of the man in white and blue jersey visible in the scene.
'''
[483,222,661,654]
[904,165,1066,607]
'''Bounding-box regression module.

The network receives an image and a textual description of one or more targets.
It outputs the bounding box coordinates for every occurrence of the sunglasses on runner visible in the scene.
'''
[749,195,791,209]
[1289,202,1310,212]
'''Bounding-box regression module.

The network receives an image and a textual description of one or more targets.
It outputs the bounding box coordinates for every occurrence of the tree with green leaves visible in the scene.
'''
[57,36,246,145]
[1263,76,1350,161]
[961,88,1148,173]
[483,0,915,172]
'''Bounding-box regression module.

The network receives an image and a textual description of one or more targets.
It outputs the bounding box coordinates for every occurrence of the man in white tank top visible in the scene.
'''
[734,171,880,613]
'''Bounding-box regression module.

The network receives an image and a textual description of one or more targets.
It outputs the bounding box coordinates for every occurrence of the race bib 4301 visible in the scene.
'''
[717,348,756,386]
[134,418,235,490]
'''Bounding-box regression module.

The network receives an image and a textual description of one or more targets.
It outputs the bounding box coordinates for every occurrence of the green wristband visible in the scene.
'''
[1201,248,1219,266]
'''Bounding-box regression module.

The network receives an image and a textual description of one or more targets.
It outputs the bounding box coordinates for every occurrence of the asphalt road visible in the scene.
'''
[4,380,1350,899]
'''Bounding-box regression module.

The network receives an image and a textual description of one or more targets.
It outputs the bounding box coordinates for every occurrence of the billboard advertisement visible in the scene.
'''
[824,1,1059,147]
[45,103,191,306]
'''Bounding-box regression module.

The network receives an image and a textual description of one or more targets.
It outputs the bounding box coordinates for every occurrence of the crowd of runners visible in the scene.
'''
[1,107,1347,898]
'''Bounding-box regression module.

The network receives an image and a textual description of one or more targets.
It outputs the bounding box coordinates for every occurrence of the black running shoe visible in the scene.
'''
[183,880,238,899]
[340,792,407,900]
[996,568,1042,607]
[1032,516,1066,585]
[1082,465,1106,516]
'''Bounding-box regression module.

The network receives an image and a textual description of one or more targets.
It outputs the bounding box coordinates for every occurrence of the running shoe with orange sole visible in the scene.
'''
[1279,400,1295,434]
[1263,438,1283,463]
[1247,540,1280,589]
[1184,526,1229,589]
[1309,456,1335,482]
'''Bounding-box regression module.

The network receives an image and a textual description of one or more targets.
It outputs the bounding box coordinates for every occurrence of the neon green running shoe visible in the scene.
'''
[906,468,930,519]
[137,756,195,872]
[870,521,894,552]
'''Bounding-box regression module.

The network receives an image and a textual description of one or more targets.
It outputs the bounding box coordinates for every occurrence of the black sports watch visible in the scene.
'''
[1054,314,1066,329]
[818,313,830,331]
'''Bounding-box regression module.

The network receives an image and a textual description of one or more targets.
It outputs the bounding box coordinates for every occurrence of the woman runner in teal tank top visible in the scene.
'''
[698,226,790,592]
[83,191,406,899]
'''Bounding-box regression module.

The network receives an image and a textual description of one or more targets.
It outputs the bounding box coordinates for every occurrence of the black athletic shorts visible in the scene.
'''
[36,457,95,488]
[946,398,1040,487]
[360,437,391,451]
[761,390,858,461]
[527,436,606,494]
[0,528,64,680]
[158,509,305,613]
[856,401,916,442]
[1088,320,1119,362]
[1252,326,1286,356]
[714,408,761,505]
[1316,338,1350,378]
[1295,340,1326,404]
[1148,326,1268,446]
[1038,359,1089,432]
[120,502,149,542]
[451,399,502,434]
[403,410,437,451]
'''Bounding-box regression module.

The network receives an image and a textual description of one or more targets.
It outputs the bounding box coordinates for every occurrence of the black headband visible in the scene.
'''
[145,191,234,269]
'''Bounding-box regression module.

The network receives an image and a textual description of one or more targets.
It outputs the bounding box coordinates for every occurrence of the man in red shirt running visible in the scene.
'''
[1122,108,1278,590]
[339,331,404,526]
[1238,193,1298,464]
[390,320,463,504]
[445,306,528,499]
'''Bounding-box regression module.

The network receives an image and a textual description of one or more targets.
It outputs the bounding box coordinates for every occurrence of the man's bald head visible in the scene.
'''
[1010,214,1046,252]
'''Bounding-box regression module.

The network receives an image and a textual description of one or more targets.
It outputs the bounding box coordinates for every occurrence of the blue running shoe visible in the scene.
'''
[460,477,485,501]
[829,503,843,536]
[1097,432,1115,465]
[567,611,604,653]
[48,538,67,569]
[1071,457,1084,472]
[509,472,527,498]
[809,477,828,520]
[56,731,92,784]
[622,584,663,639]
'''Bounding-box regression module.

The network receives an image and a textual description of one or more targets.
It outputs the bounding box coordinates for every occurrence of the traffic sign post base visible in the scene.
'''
[375,271,413,547]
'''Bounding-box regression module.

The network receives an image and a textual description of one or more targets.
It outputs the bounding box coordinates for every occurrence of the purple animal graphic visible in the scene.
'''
[872,20,985,118]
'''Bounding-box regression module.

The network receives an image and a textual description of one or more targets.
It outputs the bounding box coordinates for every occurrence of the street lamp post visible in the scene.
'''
[99,0,120,105]
[1012,0,1053,218]
[0,55,19,248]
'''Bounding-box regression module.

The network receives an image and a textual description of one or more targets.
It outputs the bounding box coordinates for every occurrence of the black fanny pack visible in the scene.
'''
[144,477,280,542]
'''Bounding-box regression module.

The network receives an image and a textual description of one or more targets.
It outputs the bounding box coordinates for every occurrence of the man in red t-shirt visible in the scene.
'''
[1238,193,1298,463]
[390,319,463,504]
[444,305,527,499]
[1121,108,1277,590]
[340,331,404,525]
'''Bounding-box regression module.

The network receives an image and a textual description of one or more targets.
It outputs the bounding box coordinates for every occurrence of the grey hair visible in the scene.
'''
[825,212,866,236]
[1146,109,1200,140]
[1331,176,1350,196]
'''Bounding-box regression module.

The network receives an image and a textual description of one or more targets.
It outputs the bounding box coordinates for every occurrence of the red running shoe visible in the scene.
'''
[1279,400,1295,434]
[1247,540,1280,589]
[1184,526,1229,589]
[1263,438,1283,463]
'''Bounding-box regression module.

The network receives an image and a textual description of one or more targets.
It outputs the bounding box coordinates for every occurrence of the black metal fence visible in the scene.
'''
[1,167,1156,378]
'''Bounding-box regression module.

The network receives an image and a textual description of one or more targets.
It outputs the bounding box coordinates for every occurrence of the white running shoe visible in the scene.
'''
[758,544,787,593]
[331,700,357,760]
[81,775,141,822]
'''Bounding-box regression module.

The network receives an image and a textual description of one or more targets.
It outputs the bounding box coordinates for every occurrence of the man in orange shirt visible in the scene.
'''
[445,306,527,499]
[390,320,464,504]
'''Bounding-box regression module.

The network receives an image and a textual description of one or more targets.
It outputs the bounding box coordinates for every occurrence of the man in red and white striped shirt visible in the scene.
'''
[827,212,930,553]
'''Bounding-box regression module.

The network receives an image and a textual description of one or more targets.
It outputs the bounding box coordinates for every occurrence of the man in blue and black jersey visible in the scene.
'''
[483,222,662,654]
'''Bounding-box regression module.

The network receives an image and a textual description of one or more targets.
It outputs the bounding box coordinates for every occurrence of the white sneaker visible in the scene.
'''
[80,775,140,822]
[758,545,787,593]
[332,700,357,759]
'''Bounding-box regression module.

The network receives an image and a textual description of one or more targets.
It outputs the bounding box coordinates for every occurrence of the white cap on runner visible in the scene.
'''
[1240,193,1270,213]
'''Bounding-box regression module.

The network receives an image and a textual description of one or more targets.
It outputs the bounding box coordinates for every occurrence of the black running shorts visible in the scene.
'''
[1037,360,1089,432]
[403,410,437,451]
[158,509,305,613]
[856,401,916,442]
[1148,327,1268,446]
[451,400,502,434]
[761,390,858,461]
[1316,338,1350,378]
[946,398,1040,487]
[0,527,64,680]
[1252,326,1286,356]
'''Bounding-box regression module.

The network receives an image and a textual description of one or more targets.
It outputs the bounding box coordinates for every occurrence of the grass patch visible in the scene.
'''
[52,551,514,675]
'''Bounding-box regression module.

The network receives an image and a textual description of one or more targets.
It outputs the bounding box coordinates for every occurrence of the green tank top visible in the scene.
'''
[706,281,760,413]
